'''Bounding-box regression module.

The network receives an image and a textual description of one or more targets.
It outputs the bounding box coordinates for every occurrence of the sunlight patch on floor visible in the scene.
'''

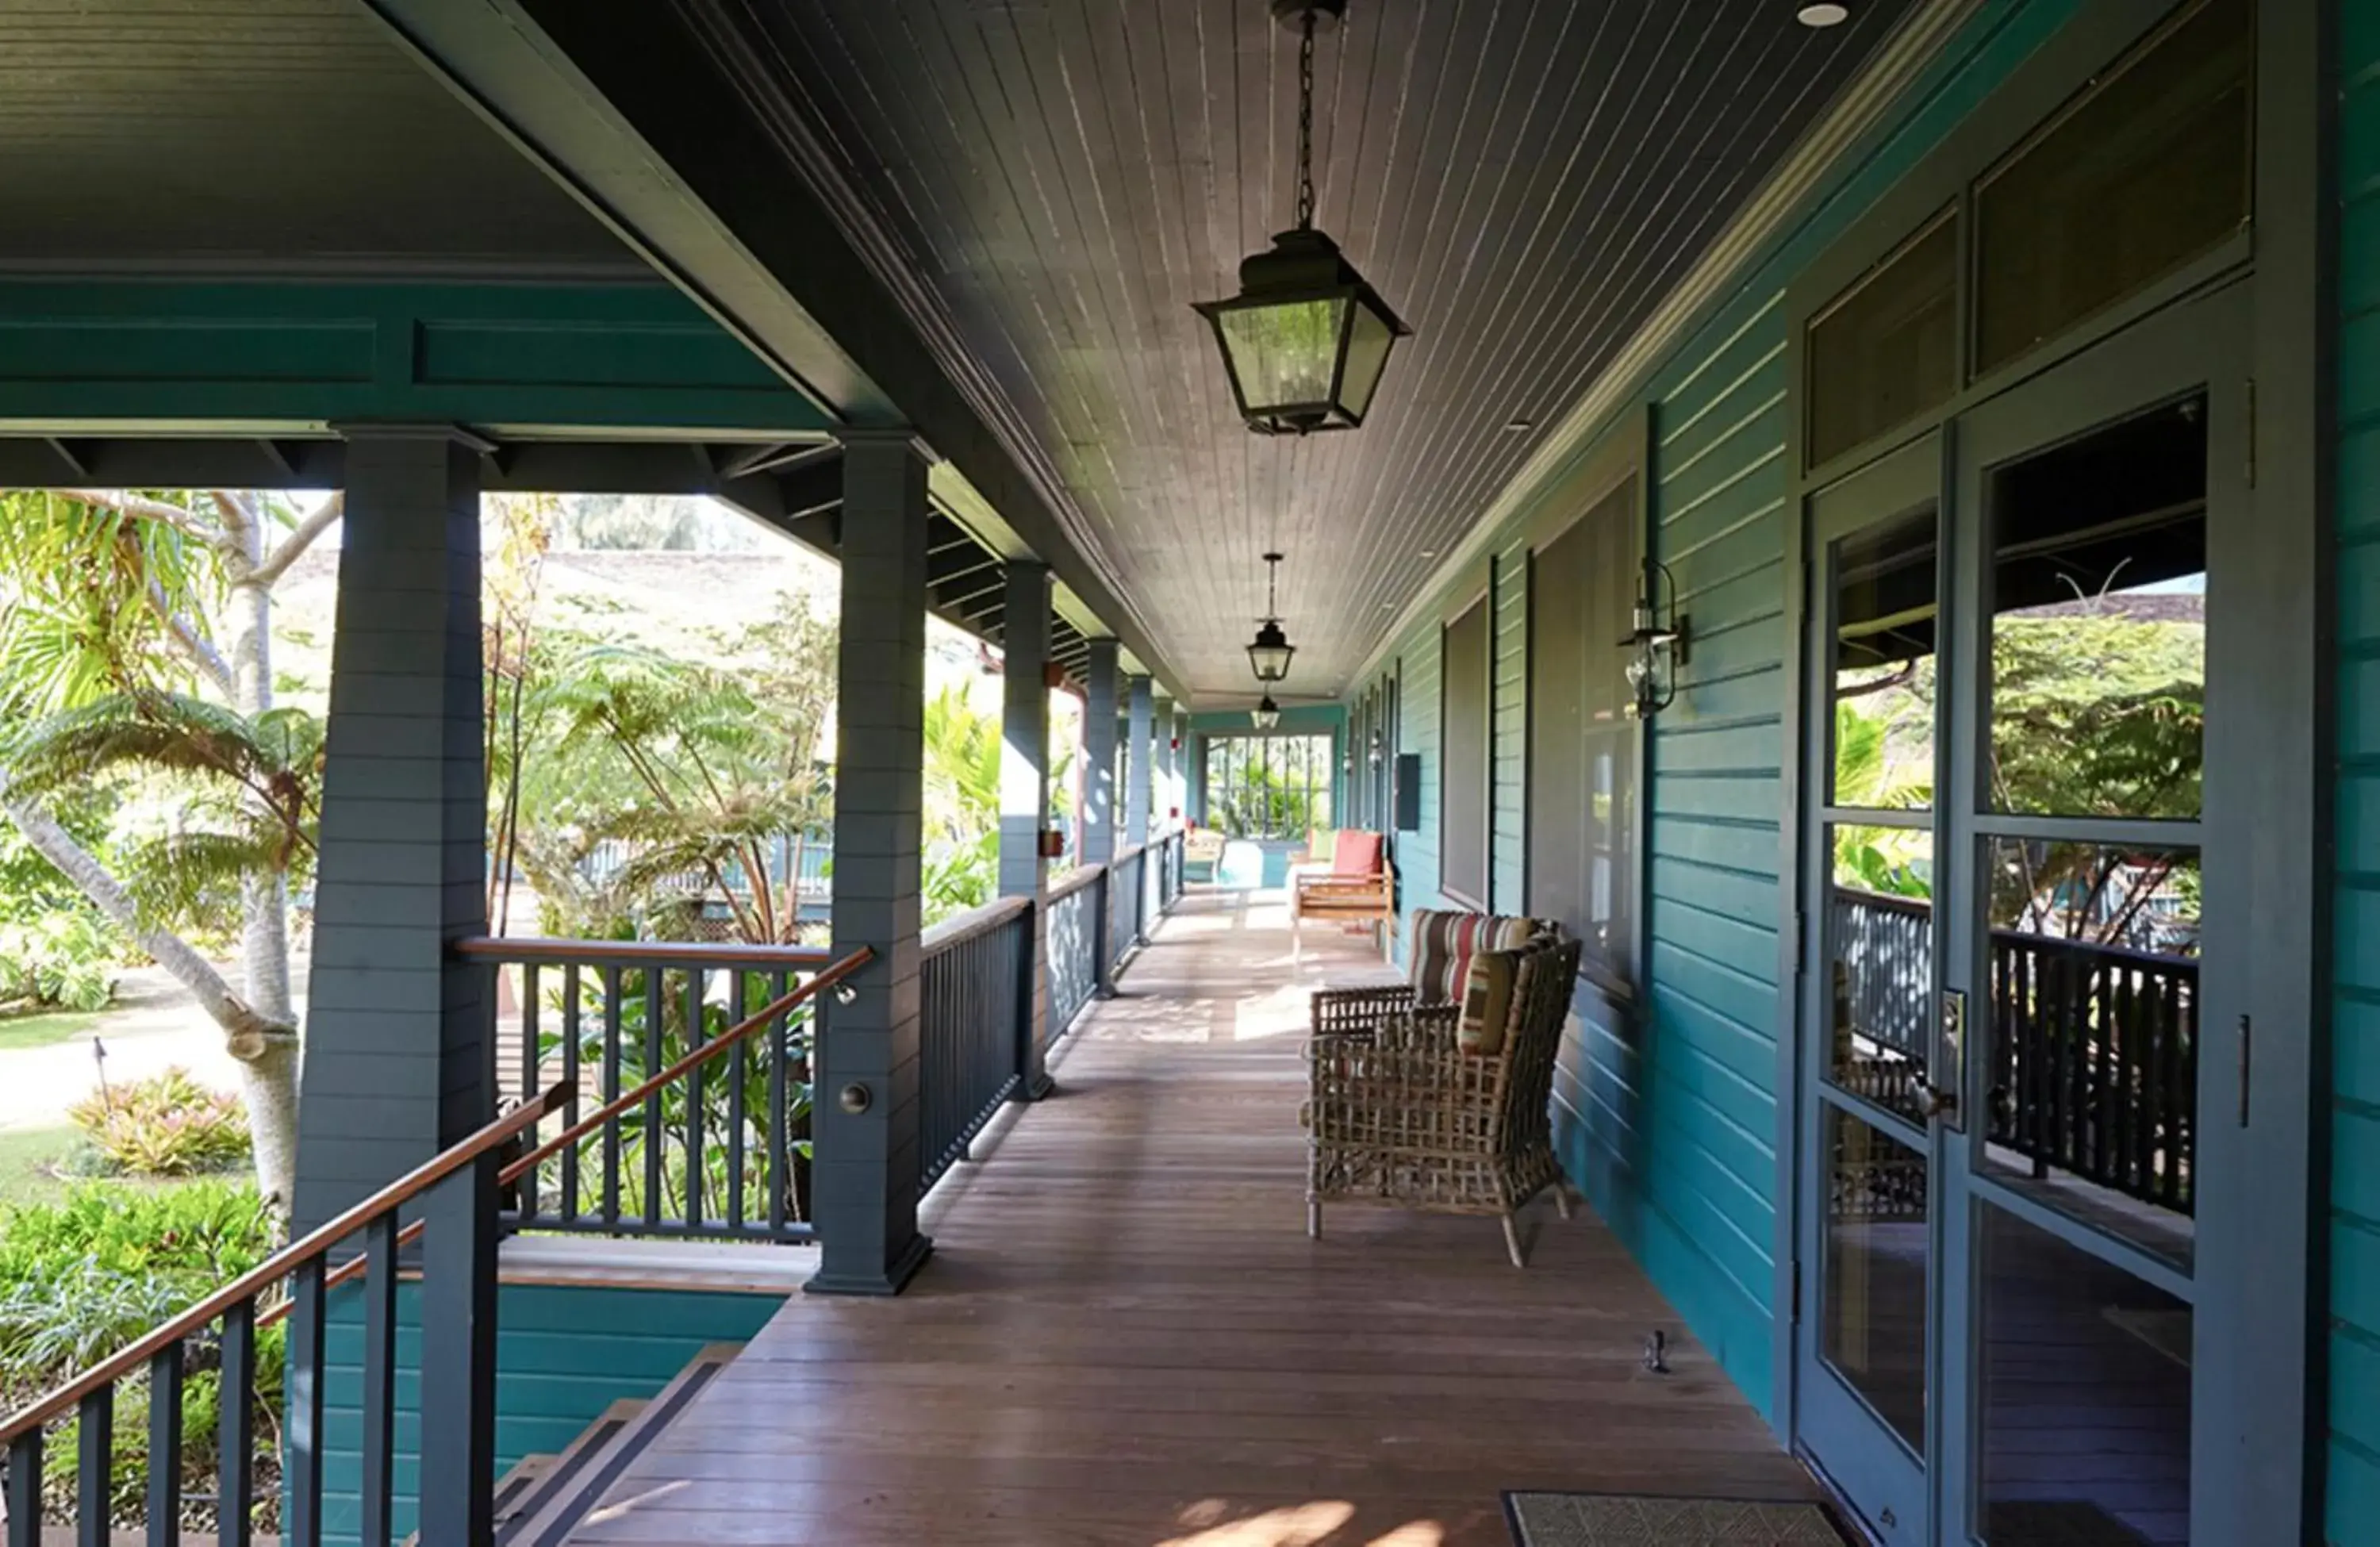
[1157,1499,1445,1547]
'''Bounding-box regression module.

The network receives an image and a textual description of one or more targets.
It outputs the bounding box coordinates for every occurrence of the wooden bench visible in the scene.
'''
[1290,830,1394,958]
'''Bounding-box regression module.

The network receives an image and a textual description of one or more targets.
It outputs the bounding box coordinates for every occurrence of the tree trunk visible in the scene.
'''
[0,784,300,1210]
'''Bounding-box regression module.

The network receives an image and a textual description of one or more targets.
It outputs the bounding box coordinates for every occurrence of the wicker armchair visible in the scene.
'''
[1306,935,1583,1266]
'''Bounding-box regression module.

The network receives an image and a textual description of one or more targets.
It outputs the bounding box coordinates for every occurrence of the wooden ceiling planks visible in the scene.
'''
[723,0,1913,699]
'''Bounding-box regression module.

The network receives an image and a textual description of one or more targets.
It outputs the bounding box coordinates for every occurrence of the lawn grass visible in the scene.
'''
[0,1006,102,1051]
[0,1124,80,1207]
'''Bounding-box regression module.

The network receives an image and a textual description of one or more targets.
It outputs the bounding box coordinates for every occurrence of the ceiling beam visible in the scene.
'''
[356,0,1189,704]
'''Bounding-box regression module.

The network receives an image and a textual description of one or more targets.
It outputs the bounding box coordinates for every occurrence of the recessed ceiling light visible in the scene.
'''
[1418,548,1438,559]
[1503,417,1533,433]
[1798,2,1849,26]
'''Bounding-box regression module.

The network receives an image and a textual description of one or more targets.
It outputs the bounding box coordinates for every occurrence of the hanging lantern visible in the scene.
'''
[1194,2,1409,436]
[1252,694,1282,731]
[1246,551,1296,685]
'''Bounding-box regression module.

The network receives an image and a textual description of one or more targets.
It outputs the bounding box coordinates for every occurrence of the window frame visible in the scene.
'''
[1520,415,1649,1002]
[1437,587,1493,910]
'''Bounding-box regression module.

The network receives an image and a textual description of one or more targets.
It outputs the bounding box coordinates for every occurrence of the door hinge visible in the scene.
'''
[2245,377,2258,489]
[1791,1259,1802,1323]
[2237,1013,2252,1127]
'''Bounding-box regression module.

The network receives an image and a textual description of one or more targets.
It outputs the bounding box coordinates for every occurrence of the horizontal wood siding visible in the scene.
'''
[1362,0,2081,1423]
[2335,1,2380,1537]
[317,1280,781,1545]
[1492,540,1531,916]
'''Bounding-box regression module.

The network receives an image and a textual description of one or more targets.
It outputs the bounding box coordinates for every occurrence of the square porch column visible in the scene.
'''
[1081,638,1119,996]
[811,428,931,1296]
[1153,693,1177,832]
[294,428,489,1234]
[999,560,1054,1100]
[1124,674,1154,849]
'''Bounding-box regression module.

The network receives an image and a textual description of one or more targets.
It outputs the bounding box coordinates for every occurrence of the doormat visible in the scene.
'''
[1503,1491,1852,1545]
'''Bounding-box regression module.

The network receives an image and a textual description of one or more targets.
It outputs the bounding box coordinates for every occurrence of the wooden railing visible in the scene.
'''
[916,899,1031,1200]
[466,937,842,1242]
[1833,889,2196,1214]
[1046,864,1104,1043]
[0,1084,567,1547]
[0,943,869,1545]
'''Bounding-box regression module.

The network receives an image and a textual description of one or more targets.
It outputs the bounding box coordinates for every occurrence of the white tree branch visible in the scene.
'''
[209,489,258,547]
[58,487,221,548]
[148,579,235,697]
[247,491,344,591]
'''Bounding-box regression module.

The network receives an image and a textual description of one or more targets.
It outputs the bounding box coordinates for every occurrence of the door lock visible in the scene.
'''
[1920,1084,1960,1120]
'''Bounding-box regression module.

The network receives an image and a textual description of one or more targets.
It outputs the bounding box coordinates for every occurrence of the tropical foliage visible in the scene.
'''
[0,488,341,1213]
[69,1068,252,1178]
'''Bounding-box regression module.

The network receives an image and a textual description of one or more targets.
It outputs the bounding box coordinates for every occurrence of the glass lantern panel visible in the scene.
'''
[1338,299,1397,420]
[1218,297,1348,413]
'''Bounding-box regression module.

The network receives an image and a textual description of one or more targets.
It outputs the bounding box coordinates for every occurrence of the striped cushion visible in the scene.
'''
[1408,909,1557,1007]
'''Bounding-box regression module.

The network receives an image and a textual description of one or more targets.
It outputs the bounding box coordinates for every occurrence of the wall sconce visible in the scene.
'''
[1366,730,1384,768]
[1619,557,1689,720]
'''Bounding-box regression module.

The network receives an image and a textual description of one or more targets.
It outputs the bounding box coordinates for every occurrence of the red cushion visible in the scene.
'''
[1331,829,1383,876]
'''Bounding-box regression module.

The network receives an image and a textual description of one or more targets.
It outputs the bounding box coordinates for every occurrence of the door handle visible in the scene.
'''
[1920,1084,1959,1120]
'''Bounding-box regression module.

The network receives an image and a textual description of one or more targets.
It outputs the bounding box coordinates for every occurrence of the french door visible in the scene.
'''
[1795,283,2248,1546]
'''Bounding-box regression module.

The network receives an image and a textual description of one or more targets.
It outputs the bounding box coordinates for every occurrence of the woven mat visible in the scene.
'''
[1504,1491,1852,1546]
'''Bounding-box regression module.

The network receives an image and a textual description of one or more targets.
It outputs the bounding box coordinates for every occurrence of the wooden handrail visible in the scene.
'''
[921,896,1030,954]
[458,936,836,968]
[263,944,875,1326]
[0,1080,570,1449]
[1046,862,1104,902]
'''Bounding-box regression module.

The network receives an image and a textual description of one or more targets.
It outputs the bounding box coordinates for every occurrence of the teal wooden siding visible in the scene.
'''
[1357,0,2078,1421]
[1491,540,1530,916]
[0,278,834,436]
[319,1280,782,1545]
[2332,1,2380,1537]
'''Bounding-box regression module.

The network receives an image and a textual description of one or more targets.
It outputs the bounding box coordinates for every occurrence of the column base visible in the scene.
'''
[802,1232,934,1297]
[1014,1073,1057,1102]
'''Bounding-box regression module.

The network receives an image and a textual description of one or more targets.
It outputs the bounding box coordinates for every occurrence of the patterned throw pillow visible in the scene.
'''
[1457,947,1523,1054]
[1408,910,1560,1006]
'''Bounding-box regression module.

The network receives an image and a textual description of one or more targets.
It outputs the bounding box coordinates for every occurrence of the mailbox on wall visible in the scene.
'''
[1394,753,1422,834]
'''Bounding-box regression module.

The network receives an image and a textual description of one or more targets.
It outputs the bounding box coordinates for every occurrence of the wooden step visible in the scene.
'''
[510,1343,743,1547]
[493,1400,647,1546]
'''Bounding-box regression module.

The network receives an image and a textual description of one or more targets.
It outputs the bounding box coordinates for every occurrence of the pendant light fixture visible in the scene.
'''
[1252,694,1282,730]
[1194,0,1410,435]
[1246,551,1296,685]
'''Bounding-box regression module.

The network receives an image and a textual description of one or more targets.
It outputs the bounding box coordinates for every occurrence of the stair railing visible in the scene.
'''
[0,942,870,1547]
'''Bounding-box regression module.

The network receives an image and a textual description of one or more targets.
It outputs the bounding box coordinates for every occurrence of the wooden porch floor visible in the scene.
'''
[566,888,1813,1545]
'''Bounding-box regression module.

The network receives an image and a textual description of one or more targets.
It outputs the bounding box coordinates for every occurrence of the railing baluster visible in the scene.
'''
[769,971,791,1236]
[75,1386,111,1547]
[146,1342,182,1547]
[217,1299,255,1547]
[286,1255,327,1547]
[562,961,582,1223]
[728,969,750,1233]
[520,961,541,1222]
[603,964,624,1228]
[643,966,665,1230]
[418,1149,500,1547]
[686,964,708,1228]
[359,1211,401,1547]
[6,1432,40,1547]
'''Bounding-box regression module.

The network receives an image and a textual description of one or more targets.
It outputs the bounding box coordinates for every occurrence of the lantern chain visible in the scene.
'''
[1295,6,1317,230]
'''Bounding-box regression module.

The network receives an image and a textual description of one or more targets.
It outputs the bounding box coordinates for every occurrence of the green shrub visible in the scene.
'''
[0,910,117,1012]
[67,1068,250,1177]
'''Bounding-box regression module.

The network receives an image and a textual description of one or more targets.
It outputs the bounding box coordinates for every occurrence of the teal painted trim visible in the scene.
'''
[1345,0,2085,1430]
[2343,4,2380,1538]
[317,1279,781,1545]
[0,278,833,436]
[1187,704,1346,737]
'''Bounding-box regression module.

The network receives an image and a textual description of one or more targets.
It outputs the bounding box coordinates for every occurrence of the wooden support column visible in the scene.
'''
[1082,639,1119,996]
[1000,561,1054,1100]
[294,428,489,1234]
[1153,693,1177,833]
[1124,674,1154,850]
[810,428,931,1296]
